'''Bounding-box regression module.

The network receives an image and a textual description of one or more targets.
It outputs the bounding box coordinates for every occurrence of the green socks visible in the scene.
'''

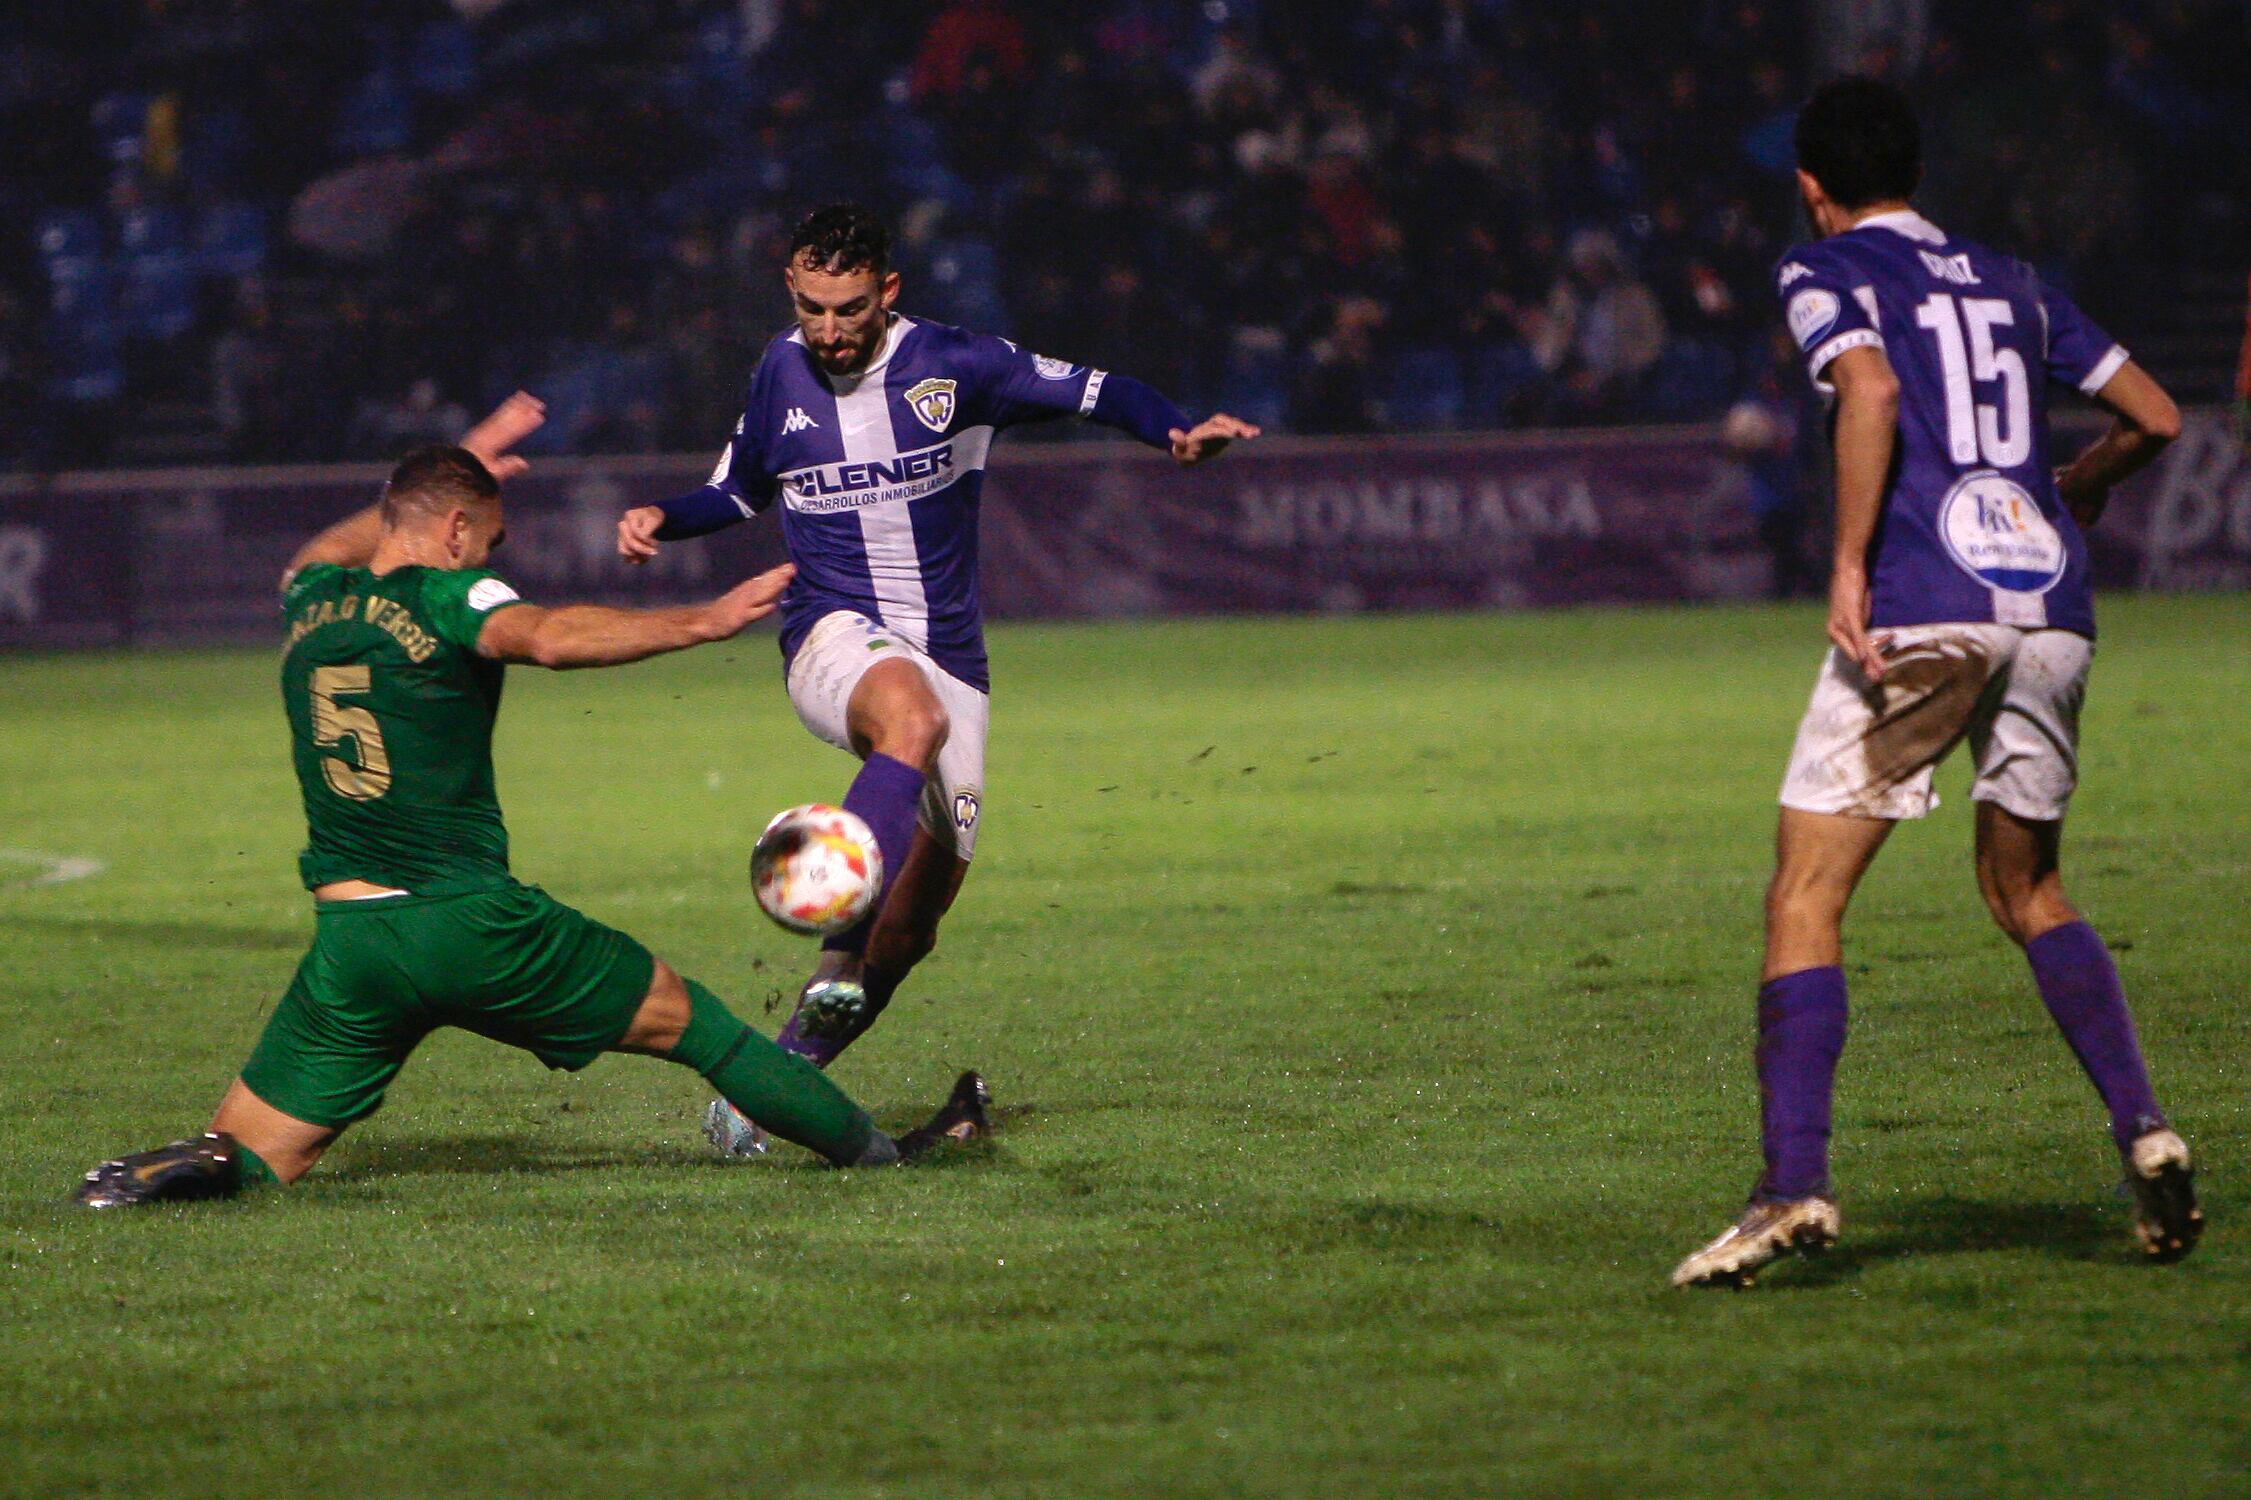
[669,980,885,1165]
[234,1140,279,1189]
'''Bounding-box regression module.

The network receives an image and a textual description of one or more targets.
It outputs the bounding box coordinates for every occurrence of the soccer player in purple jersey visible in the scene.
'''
[616,205,1258,1151]
[1672,79,2200,1287]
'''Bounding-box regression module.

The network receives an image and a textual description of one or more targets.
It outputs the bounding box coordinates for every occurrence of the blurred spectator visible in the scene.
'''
[1292,295,1386,435]
[911,0,1029,103]
[1725,333,1819,600]
[0,0,2238,471]
[349,377,468,458]
[1535,231,1667,417]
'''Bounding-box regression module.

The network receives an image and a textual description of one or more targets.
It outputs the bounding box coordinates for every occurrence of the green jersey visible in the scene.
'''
[279,563,531,893]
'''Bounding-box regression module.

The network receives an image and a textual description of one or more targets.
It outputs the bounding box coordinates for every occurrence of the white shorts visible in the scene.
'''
[1779,624,2092,823]
[786,611,989,861]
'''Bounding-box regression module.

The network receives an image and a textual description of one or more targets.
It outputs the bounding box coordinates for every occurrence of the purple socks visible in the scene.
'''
[1756,966,1849,1201]
[2026,920,2165,1152]
[774,1016,844,1067]
[820,751,925,960]
[1750,925,2163,1200]
[775,752,925,1066]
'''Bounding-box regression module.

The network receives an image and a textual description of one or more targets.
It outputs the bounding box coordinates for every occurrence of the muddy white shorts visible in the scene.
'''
[785,611,989,860]
[1779,623,2092,823]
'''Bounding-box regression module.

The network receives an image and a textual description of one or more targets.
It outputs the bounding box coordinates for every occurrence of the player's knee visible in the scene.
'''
[878,700,950,767]
[1765,866,1849,930]
[614,960,692,1055]
[1981,869,2073,947]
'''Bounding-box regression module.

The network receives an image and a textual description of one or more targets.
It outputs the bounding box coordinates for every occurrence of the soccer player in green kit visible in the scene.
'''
[75,393,987,1207]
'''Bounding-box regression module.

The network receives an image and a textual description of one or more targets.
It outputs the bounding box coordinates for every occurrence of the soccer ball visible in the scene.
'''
[751,804,883,935]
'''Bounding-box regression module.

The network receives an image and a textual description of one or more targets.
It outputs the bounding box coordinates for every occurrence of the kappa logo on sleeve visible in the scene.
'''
[1778,261,1814,290]
[466,578,521,613]
[1787,288,1840,350]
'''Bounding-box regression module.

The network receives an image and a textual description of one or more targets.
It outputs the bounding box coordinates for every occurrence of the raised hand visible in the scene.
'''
[1169,413,1262,466]
[460,391,547,482]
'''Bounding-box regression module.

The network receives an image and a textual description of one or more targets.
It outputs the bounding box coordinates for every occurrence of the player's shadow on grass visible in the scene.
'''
[325,1127,1001,1185]
[326,1134,715,1180]
[0,912,303,953]
[1776,1196,2121,1289]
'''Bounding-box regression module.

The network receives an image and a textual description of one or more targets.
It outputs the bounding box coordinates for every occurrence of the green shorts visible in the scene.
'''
[241,882,656,1128]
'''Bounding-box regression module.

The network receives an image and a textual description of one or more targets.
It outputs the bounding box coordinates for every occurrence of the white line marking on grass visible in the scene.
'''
[0,849,108,888]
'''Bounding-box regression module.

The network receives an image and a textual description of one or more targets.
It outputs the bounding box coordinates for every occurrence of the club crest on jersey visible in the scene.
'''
[1938,472,2067,594]
[905,378,957,433]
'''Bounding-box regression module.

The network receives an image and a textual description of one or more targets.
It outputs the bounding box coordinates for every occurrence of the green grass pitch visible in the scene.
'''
[2,596,2246,1499]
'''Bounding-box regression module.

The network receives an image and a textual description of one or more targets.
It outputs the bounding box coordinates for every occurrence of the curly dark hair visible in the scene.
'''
[787,203,893,276]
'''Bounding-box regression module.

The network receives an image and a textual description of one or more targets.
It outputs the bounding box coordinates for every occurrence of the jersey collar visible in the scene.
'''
[1853,208,1946,245]
[813,313,915,392]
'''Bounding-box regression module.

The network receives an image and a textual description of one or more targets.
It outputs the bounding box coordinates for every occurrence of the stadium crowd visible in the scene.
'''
[1,0,2243,468]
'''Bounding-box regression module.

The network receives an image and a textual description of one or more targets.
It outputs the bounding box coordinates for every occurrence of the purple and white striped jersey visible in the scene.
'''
[1777,210,2127,637]
[654,313,1186,691]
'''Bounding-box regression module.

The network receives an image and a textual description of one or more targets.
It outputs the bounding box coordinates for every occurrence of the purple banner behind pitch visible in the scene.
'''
[0,417,2237,649]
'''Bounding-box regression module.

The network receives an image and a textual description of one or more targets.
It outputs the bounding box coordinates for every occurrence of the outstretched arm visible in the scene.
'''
[284,392,547,587]
[618,481,758,562]
[2055,360,2181,529]
[1083,371,1261,465]
[475,564,795,669]
[619,415,770,563]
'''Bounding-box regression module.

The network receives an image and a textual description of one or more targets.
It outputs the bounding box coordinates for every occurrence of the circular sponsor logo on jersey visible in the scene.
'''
[1031,354,1080,381]
[1786,288,1839,350]
[1938,472,2067,594]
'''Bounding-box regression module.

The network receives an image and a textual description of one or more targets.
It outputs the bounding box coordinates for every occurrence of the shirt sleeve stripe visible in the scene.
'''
[1079,369,1107,416]
[2078,344,2129,396]
[1807,328,1883,379]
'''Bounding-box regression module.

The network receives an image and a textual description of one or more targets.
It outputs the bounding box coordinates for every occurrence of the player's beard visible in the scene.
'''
[817,338,871,375]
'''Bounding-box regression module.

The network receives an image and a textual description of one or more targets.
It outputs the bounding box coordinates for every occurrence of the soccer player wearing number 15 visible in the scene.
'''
[1672,79,2199,1287]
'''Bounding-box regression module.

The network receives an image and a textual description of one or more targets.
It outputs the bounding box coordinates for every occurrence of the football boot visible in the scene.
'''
[896,1072,993,1162]
[702,1098,771,1158]
[75,1132,243,1209]
[2126,1128,2202,1263]
[792,976,873,1041]
[1671,1195,1841,1288]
